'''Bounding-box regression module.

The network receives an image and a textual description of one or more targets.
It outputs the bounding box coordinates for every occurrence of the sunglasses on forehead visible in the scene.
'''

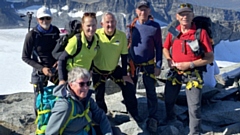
[39,17,51,21]
[75,81,92,87]
[178,3,193,10]
[83,12,96,17]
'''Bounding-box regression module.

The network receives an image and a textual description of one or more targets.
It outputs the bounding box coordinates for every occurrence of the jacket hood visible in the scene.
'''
[53,84,68,97]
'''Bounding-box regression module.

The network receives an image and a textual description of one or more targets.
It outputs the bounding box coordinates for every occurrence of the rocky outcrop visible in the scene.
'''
[2,63,240,135]
[1,73,240,135]
[1,87,240,135]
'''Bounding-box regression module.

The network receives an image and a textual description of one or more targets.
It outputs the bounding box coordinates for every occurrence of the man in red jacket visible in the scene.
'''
[162,3,213,135]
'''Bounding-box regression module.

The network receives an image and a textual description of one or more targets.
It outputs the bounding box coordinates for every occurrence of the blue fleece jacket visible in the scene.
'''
[128,20,162,68]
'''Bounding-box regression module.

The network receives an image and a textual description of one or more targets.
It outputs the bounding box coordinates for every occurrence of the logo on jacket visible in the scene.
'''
[113,40,120,45]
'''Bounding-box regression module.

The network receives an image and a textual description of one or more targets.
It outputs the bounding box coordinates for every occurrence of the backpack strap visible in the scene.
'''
[71,33,82,58]
[59,98,75,135]
[167,20,180,45]
[59,99,91,134]
[194,22,202,42]
[70,33,99,59]
[31,29,42,63]
[127,17,138,49]
[69,33,82,65]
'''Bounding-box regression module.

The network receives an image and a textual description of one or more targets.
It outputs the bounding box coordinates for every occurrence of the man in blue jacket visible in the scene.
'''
[127,0,163,133]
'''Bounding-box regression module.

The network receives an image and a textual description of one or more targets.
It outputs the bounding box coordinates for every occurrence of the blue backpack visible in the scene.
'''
[35,85,94,135]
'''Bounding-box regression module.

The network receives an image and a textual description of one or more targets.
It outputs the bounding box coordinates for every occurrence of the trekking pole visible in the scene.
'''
[27,12,34,32]
[19,11,34,32]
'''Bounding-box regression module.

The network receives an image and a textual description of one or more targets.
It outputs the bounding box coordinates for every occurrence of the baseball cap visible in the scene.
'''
[136,0,150,8]
[36,6,52,19]
[176,3,193,14]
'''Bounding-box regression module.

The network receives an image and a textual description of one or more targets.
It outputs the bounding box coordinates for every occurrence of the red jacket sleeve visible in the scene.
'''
[163,33,173,50]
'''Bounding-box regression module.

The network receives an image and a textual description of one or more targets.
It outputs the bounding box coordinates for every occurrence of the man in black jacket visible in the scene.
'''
[22,6,60,116]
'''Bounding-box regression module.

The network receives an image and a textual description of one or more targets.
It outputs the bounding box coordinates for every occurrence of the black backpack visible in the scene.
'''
[193,16,213,40]
[52,20,82,60]
[167,16,213,57]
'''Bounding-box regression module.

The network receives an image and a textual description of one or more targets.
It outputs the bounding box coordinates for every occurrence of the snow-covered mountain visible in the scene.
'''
[1,0,240,30]
[180,0,240,11]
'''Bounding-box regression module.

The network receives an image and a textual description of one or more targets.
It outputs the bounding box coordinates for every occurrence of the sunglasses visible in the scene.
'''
[178,3,193,10]
[75,81,92,87]
[83,12,96,17]
[39,17,52,21]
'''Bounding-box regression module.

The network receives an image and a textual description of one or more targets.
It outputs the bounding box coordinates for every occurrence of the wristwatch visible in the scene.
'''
[190,62,195,69]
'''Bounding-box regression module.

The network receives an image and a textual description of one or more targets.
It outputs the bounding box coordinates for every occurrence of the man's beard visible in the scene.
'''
[41,23,51,30]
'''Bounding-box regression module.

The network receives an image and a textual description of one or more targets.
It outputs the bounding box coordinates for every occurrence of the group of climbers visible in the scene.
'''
[22,0,215,135]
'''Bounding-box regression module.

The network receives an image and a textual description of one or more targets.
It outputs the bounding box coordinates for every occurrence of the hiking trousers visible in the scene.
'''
[164,70,202,135]
[92,66,139,117]
[90,125,122,135]
[31,68,48,116]
[131,64,160,121]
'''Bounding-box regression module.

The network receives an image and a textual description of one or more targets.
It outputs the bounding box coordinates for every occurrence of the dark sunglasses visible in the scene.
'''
[75,81,92,87]
[83,12,96,17]
[178,3,193,10]
[39,17,52,21]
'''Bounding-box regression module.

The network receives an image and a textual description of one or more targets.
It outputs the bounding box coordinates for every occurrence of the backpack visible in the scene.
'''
[52,20,82,60]
[35,85,66,135]
[167,16,213,57]
[35,85,93,135]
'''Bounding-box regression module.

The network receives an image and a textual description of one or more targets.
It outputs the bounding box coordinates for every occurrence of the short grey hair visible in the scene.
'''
[67,67,90,83]
[101,12,116,23]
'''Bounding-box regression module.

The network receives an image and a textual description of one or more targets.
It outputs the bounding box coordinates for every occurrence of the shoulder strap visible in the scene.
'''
[59,99,92,134]
[127,17,138,49]
[31,29,42,63]
[71,33,82,58]
[59,98,75,135]
[195,23,202,42]
[167,20,180,45]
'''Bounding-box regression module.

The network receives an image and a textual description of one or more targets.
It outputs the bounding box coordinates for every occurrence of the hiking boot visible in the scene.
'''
[146,118,158,133]
[215,74,226,86]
